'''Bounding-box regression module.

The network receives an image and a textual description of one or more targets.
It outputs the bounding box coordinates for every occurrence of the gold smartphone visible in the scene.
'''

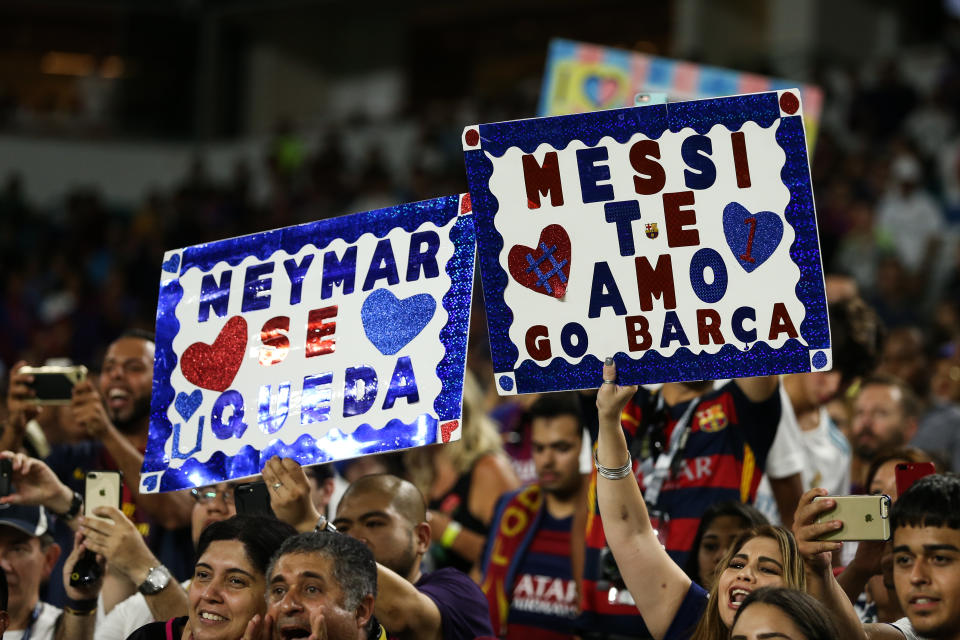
[84,471,122,522]
[20,365,88,405]
[814,494,891,541]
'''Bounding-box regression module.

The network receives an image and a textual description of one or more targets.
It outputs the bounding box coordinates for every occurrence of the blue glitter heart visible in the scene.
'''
[161,253,180,273]
[361,289,436,356]
[722,202,783,273]
[142,475,158,491]
[175,390,203,421]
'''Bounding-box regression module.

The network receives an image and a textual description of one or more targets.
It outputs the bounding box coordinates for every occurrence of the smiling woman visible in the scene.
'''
[123,515,296,640]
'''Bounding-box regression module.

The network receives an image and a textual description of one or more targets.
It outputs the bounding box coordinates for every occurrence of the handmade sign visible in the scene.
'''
[143,195,475,492]
[539,39,823,152]
[463,90,830,394]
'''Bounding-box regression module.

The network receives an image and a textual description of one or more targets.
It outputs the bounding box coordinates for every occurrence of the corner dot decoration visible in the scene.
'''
[811,351,827,370]
[498,375,514,392]
[779,91,800,115]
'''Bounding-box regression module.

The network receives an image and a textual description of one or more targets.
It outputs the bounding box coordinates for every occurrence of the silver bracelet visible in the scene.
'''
[594,449,633,480]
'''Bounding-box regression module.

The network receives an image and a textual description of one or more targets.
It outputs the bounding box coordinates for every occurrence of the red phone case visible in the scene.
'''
[895,462,935,496]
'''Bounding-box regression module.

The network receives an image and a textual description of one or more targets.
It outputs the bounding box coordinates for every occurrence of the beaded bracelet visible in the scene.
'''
[594,449,633,480]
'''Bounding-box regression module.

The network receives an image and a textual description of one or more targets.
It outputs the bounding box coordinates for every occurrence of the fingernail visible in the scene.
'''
[604,357,613,365]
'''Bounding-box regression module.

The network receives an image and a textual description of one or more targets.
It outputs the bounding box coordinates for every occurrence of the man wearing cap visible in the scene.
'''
[0,503,104,640]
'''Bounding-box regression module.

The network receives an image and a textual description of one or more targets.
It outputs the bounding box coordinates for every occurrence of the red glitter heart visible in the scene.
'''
[507,224,571,299]
[180,316,248,392]
[440,420,459,443]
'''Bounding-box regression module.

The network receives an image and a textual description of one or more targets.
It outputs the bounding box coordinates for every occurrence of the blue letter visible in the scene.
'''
[283,255,314,305]
[343,366,378,417]
[211,390,247,440]
[301,372,333,425]
[604,200,643,256]
[733,306,758,344]
[321,246,357,300]
[681,135,716,190]
[362,239,400,292]
[383,356,420,410]
[560,322,589,358]
[241,262,274,313]
[258,383,290,435]
[406,231,441,282]
[660,310,690,348]
[588,262,627,318]
[689,248,728,304]
[577,147,615,203]
[198,271,232,323]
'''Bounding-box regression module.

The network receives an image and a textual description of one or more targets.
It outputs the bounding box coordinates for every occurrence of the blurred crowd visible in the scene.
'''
[1,31,960,640]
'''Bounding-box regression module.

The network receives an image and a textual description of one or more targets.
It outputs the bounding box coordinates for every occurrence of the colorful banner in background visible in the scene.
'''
[539,39,823,154]
[463,91,830,395]
[143,195,475,492]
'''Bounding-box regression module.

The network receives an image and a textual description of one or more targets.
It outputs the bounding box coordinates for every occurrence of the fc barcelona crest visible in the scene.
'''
[645,222,659,239]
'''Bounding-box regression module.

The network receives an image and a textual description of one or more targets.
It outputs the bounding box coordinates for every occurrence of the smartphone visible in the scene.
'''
[84,471,122,522]
[234,482,276,519]
[0,459,10,498]
[895,462,936,497]
[814,494,891,541]
[20,365,88,405]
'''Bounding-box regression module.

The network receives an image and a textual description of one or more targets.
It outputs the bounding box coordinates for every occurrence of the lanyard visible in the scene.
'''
[640,395,697,509]
[21,603,42,640]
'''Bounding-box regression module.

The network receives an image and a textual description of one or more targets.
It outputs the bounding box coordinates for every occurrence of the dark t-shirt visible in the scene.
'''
[387,567,494,640]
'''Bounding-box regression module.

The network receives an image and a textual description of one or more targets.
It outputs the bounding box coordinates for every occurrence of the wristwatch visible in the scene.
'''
[138,565,172,596]
[56,491,83,521]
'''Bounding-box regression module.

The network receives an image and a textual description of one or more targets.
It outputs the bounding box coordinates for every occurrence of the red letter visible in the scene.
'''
[306,306,338,357]
[629,139,666,195]
[768,303,799,340]
[522,152,564,209]
[525,325,551,361]
[696,309,724,345]
[634,254,676,311]
[663,191,700,248]
[731,131,751,189]
[625,315,652,351]
[259,316,290,366]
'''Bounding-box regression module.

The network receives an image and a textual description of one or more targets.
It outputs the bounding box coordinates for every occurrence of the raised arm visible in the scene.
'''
[732,375,779,403]
[792,488,905,640]
[595,359,691,640]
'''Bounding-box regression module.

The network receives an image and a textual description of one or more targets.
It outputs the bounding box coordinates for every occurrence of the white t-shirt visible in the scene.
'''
[96,580,192,640]
[799,407,851,495]
[753,384,806,524]
[6,602,62,640]
[888,616,929,639]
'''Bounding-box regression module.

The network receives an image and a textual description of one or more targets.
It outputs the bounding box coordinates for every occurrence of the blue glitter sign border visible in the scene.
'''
[146,196,475,491]
[463,91,829,393]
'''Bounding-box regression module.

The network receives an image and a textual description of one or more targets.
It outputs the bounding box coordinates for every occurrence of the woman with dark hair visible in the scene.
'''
[683,502,769,590]
[731,587,839,640]
[124,515,296,640]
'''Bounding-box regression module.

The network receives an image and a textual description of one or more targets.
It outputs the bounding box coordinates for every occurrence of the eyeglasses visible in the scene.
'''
[190,487,234,504]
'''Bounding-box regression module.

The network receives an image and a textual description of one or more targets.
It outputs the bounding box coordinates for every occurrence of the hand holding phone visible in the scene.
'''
[814,494,891,541]
[234,482,277,519]
[19,365,87,405]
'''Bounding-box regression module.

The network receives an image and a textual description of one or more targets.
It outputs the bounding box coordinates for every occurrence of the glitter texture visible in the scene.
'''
[464,91,829,393]
[179,315,247,392]
[361,289,437,355]
[506,224,571,298]
[148,195,474,492]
